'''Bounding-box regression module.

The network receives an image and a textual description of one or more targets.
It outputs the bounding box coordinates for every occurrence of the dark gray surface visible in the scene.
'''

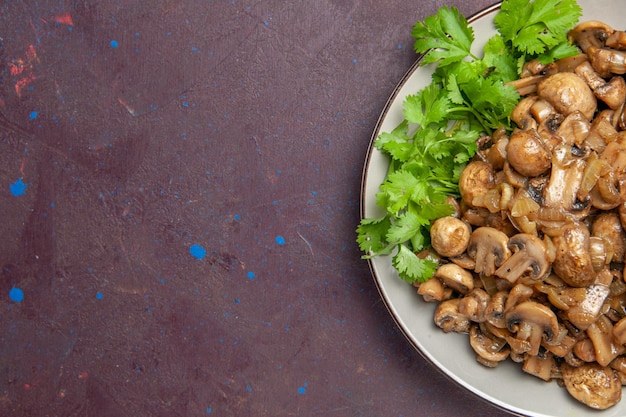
[0,1,513,415]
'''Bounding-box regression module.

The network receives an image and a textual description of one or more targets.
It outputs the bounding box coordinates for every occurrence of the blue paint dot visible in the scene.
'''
[9,287,24,303]
[206,408,212,414]
[10,178,27,196]
[190,244,207,259]
[297,386,306,394]
[275,235,285,245]
[95,292,103,299]
[233,214,241,221]
[29,111,38,120]
[110,39,119,48]
[246,385,252,392]
[247,271,255,281]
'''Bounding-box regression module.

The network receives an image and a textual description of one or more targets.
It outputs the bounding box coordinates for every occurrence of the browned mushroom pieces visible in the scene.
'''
[495,234,550,283]
[606,30,626,50]
[552,223,596,287]
[505,301,559,355]
[434,298,471,333]
[574,60,626,109]
[537,72,597,121]
[469,324,509,365]
[561,362,622,410]
[458,161,495,207]
[505,129,551,178]
[510,96,540,129]
[592,212,626,261]
[467,227,510,277]
[613,317,626,345]
[434,263,474,295]
[430,216,471,258]
[484,290,508,328]
[568,20,614,53]
[588,47,626,77]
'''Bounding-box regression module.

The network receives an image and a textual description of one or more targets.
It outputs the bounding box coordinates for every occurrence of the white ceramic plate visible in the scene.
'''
[361,1,625,416]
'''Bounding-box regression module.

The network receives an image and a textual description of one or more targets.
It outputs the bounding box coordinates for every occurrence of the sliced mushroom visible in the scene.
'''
[522,350,556,381]
[552,222,596,287]
[561,362,622,410]
[612,316,626,345]
[537,72,597,120]
[563,269,612,330]
[469,323,510,366]
[434,298,470,333]
[458,288,490,323]
[430,216,472,258]
[568,20,614,54]
[587,314,624,366]
[416,276,451,302]
[495,234,550,283]
[434,263,474,295]
[467,227,511,277]
[505,301,560,356]
[484,290,508,328]
[574,60,626,109]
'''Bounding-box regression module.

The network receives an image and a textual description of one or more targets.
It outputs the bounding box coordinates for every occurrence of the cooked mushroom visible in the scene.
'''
[612,316,626,345]
[459,288,490,323]
[416,276,451,302]
[551,222,596,287]
[568,20,614,53]
[511,96,540,129]
[430,216,472,258]
[574,60,626,109]
[469,323,510,366]
[434,298,471,333]
[522,350,557,381]
[561,362,622,410]
[537,72,597,120]
[505,301,560,356]
[495,234,550,283]
[458,161,495,207]
[586,314,624,367]
[434,263,474,295]
[591,212,625,261]
[505,129,552,177]
[541,144,587,216]
[562,269,612,330]
[466,227,511,277]
[484,290,509,329]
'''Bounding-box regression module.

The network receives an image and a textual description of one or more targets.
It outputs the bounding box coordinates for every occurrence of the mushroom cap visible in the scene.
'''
[568,20,614,53]
[561,362,622,410]
[552,222,596,287]
[430,216,472,258]
[458,161,495,207]
[506,129,552,178]
[537,72,597,121]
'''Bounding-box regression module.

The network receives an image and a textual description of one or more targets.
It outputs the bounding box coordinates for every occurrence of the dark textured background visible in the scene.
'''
[0,1,512,415]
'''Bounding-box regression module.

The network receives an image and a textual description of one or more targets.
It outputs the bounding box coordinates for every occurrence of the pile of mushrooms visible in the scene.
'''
[416,21,626,410]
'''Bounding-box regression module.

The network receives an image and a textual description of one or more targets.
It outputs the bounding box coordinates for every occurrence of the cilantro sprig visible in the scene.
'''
[357,0,582,284]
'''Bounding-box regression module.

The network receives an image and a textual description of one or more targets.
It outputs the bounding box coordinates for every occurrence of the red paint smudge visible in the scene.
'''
[78,371,89,379]
[53,12,73,26]
[15,74,37,97]
[20,157,27,176]
[9,45,39,97]
[23,383,32,390]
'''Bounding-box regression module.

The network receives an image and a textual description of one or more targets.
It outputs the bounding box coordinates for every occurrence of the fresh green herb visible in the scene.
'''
[495,0,582,67]
[357,0,582,284]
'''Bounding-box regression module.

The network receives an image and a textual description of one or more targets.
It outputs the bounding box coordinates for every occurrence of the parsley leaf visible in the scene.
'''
[495,0,582,59]
[412,6,476,66]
